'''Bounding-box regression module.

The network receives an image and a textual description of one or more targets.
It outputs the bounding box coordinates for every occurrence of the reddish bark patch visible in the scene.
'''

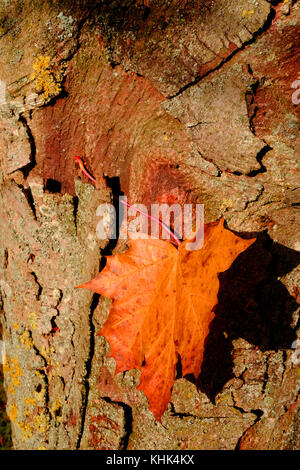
[89,414,120,450]
[29,35,194,207]
[29,43,167,195]
[247,14,300,148]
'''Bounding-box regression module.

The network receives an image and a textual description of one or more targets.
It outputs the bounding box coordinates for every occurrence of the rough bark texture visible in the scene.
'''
[0,0,299,450]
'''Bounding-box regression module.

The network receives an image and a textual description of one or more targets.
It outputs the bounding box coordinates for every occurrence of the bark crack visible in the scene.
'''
[18,114,36,179]
[196,148,222,177]
[101,396,133,450]
[187,121,215,128]
[168,6,277,99]
[233,392,264,450]
[262,352,271,394]
[244,185,265,210]
[76,293,99,449]
[30,271,43,301]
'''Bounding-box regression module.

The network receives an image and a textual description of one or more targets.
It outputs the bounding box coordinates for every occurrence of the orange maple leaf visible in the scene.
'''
[78,219,255,420]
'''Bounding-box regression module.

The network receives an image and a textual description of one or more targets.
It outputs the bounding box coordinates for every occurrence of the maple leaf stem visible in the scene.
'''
[74,156,181,246]
[117,197,181,246]
[74,155,96,183]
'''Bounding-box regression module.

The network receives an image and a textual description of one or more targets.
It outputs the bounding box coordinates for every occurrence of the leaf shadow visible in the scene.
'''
[192,233,300,402]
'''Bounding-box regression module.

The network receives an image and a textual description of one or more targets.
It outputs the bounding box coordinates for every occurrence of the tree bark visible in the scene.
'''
[0,0,299,450]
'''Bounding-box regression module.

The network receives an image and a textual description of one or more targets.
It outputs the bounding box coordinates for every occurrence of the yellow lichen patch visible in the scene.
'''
[7,402,18,422]
[33,411,49,434]
[3,359,9,374]
[41,345,55,360]
[24,396,36,407]
[31,55,66,104]
[17,409,49,441]
[13,322,19,330]
[24,396,37,418]
[39,345,61,376]
[39,345,60,372]
[220,198,233,211]
[20,330,34,350]
[24,406,32,418]
[37,446,47,450]
[242,9,255,19]
[24,396,36,417]
[17,421,33,442]
[3,356,23,394]
[28,312,37,331]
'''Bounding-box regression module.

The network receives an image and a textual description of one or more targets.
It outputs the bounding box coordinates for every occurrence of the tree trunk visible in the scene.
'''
[0,0,299,450]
